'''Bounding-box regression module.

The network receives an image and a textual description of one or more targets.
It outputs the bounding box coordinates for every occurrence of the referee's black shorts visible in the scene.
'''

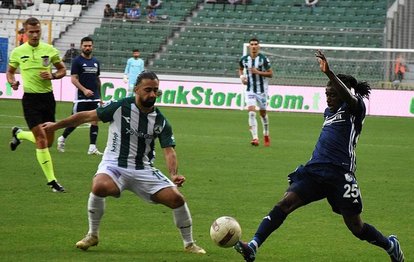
[22,92,56,129]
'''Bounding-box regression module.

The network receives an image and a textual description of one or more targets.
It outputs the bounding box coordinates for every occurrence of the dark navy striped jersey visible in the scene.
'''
[239,53,271,94]
[96,97,175,170]
[306,95,366,173]
[71,55,100,102]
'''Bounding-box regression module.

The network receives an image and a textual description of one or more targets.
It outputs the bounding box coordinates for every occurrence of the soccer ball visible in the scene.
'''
[210,216,242,248]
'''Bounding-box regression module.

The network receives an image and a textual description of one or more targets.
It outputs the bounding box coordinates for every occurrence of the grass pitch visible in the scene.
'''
[0,99,412,261]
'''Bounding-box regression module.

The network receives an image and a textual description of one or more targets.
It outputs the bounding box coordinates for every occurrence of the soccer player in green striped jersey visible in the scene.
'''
[43,71,206,254]
[239,38,273,147]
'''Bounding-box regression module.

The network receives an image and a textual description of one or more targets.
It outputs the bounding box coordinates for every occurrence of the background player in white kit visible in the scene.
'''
[239,38,273,147]
[43,71,206,255]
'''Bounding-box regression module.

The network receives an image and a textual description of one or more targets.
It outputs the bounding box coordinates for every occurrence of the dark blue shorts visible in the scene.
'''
[287,164,363,216]
[72,101,100,114]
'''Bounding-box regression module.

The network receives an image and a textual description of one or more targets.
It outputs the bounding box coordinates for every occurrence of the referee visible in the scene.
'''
[7,17,67,192]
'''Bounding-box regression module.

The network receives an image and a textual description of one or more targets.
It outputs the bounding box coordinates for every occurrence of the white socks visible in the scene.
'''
[173,203,194,246]
[87,192,105,236]
[248,111,258,139]
[261,114,269,136]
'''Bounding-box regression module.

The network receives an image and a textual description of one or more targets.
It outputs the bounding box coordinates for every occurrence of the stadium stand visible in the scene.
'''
[2,0,413,88]
[147,0,388,83]
[0,2,81,52]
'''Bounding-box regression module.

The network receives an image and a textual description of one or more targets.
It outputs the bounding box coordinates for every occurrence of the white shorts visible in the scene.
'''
[96,161,175,203]
[245,91,268,110]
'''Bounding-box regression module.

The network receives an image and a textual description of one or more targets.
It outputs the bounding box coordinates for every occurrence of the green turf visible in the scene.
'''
[0,99,412,261]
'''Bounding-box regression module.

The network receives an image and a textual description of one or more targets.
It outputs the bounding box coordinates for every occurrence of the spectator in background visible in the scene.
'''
[114,2,127,20]
[15,0,26,9]
[62,43,80,66]
[103,4,115,21]
[1,0,14,8]
[17,28,28,46]
[394,54,406,82]
[146,0,162,23]
[147,7,157,23]
[147,0,162,9]
[228,0,247,4]
[127,2,141,21]
[305,0,319,13]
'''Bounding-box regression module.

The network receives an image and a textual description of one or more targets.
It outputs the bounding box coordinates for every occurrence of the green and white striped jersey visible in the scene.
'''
[97,97,175,170]
[239,53,272,94]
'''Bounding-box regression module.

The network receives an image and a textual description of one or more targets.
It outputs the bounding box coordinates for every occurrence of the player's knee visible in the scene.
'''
[168,193,185,209]
[152,188,185,208]
[249,111,256,118]
[35,137,49,148]
[92,176,119,197]
[349,224,365,239]
[277,192,302,214]
[277,201,293,214]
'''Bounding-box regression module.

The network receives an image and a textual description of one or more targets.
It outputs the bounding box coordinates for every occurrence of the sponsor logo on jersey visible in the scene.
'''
[126,127,154,139]
[110,132,118,152]
[154,125,163,134]
[344,173,354,182]
[122,116,131,123]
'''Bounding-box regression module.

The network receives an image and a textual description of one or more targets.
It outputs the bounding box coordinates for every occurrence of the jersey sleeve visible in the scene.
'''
[263,56,271,70]
[124,59,130,74]
[50,46,62,64]
[140,60,145,72]
[70,57,80,75]
[239,56,244,69]
[159,120,176,148]
[8,49,19,69]
[97,59,101,76]
[96,100,122,123]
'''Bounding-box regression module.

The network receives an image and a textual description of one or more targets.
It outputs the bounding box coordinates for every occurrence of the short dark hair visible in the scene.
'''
[23,17,40,28]
[249,38,260,44]
[136,70,158,86]
[81,36,94,44]
[133,49,140,52]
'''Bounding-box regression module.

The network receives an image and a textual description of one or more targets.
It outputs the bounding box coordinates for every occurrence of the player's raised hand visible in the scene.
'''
[315,50,330,73]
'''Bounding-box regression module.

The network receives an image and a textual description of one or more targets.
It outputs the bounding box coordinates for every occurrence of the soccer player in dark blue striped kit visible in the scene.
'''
[234,50,405,262]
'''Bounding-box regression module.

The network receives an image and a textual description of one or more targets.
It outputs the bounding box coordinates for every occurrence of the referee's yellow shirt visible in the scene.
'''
[9,42,61,93]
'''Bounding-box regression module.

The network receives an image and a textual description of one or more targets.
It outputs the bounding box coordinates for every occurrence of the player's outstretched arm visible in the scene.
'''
[315,50,358,109]
[43,110,100,133]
